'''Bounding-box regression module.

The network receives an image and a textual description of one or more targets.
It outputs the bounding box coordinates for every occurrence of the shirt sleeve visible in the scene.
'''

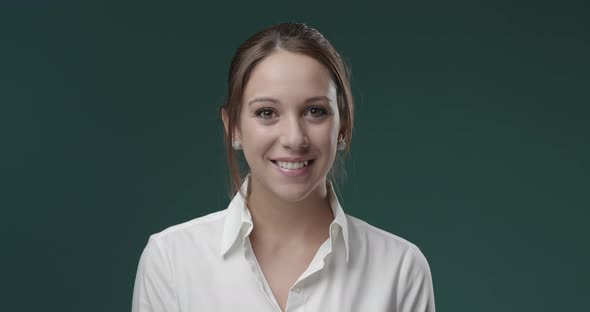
[132,236,179,312]
[396,243,436,312]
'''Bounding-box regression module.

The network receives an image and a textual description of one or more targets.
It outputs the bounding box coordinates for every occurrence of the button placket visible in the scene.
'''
[331,227,339,236]
[286,281,305,312]
[243,236,283,312]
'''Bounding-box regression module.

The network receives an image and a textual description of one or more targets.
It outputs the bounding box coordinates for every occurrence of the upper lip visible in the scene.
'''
[271,158,314,162]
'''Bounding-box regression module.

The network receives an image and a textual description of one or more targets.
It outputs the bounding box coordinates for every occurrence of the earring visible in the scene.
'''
[337,138,346,151]
[232,140,242,150]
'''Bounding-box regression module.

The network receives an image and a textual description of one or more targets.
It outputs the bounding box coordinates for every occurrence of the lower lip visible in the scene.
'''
[271,160,314,177]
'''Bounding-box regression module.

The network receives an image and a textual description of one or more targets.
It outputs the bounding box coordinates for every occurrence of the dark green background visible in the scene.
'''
[1,1,588,311]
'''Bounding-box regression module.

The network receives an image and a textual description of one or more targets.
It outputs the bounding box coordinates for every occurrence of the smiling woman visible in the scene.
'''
[230,50,341,204]
[132,22,436,312]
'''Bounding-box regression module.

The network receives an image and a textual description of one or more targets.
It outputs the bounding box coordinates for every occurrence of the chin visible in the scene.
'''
[270,184,313,203]
[271,176,329,203]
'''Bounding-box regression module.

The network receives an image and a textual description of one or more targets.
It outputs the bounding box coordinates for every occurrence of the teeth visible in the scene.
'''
[276,160,309,170]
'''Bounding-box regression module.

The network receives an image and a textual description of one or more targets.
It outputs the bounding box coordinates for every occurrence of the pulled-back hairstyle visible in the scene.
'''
[220,22,354,200]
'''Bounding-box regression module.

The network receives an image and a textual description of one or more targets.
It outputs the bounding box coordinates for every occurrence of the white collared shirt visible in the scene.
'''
[132,176,436,312]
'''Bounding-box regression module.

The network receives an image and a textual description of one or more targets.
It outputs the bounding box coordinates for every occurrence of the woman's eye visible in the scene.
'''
[307,106,328,118]
[255,108,275,119]
[256,107,327,120]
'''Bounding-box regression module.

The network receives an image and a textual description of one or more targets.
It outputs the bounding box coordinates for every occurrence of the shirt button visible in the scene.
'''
[292,286,301,293]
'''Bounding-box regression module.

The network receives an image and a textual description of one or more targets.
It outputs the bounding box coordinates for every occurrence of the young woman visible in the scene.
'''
[132,22,435,312]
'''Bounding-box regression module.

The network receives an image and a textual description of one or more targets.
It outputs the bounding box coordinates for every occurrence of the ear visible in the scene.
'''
[338,126,347,141]
[221,107,230,136]
[221,107,240,140]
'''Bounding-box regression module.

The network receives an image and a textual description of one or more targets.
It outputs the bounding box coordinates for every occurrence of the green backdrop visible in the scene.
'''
[1,1,588,311]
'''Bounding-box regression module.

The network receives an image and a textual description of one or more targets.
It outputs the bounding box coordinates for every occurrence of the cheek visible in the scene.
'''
[242,121,270,143]
[311,123,339,147]
[240,120,273,159]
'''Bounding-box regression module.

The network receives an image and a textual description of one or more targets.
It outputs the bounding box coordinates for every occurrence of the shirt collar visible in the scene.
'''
[220,174,350,262]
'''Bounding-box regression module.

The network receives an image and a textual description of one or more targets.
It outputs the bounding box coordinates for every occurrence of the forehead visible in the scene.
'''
[242,51,336,104]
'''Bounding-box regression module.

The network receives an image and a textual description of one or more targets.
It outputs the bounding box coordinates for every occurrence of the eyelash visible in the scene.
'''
[255,106,328,120]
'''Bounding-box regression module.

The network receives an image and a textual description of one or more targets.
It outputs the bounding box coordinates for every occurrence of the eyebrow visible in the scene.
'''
[247,96,332,106]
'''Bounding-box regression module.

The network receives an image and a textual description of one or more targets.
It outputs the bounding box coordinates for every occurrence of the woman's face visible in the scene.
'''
[237,50,341,202]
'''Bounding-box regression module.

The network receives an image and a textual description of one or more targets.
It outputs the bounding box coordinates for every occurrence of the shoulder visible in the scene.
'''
[146,209,228,251]
[345,214,431,270]
[345,215,435,308]
[346,214,415,250]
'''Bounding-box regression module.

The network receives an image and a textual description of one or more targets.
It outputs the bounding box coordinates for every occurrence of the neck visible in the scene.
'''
[245,176,334,247]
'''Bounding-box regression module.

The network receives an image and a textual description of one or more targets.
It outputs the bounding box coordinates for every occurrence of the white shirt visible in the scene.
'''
[132,176,436,312]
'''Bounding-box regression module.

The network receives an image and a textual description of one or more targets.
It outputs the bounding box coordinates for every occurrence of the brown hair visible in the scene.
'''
[219,22,354,200]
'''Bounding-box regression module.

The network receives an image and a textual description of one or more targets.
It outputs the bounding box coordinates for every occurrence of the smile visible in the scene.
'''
[270,159,315,177]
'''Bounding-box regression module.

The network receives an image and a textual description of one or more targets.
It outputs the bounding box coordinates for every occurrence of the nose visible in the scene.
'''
[280,115,309,150]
